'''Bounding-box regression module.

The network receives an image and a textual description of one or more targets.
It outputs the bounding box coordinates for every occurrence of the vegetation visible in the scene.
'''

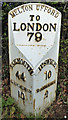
[1,2,68,119]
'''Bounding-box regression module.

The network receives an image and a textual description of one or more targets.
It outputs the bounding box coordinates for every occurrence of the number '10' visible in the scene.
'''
[44,70,52,80]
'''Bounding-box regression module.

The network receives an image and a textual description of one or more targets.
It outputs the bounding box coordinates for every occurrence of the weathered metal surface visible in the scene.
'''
[8,3,61,116]
[33,99,35,110]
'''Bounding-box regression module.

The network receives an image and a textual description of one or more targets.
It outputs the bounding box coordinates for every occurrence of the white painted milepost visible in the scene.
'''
[8,3,61,116]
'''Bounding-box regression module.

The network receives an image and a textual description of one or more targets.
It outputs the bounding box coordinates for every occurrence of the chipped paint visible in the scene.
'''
[29,94,32,101]
[33,99,35,110]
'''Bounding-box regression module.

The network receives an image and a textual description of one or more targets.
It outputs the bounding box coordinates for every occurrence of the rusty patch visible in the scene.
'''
[44,71,47,74]
[33,99,35,110]
[16,44,46,46]
[36,80,56,93]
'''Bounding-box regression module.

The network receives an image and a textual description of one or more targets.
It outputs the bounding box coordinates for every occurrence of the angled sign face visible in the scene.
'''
[8,3,61,68]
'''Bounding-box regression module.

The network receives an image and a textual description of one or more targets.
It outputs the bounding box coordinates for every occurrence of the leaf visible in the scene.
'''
[64,82,67,85]
[58,85,60,88]
[64,101,68,104]
[2,98,5,108]
[3,2,7,7]
[4,107,9,118]
[10,106,15,115]
[5,97,14,106]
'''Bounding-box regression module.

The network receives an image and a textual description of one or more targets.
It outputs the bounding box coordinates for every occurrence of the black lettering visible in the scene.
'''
[21,92,25,100]
[44,70,52,80]
[36,15,40,21]
[35,32,42,42]
[20,23,26,31]
[17,8,22,13]
[30,15,34,21]
[29,5,33,11]
[27,32,34,41]
[50,9,55,16]
[25,6,28,11]
[49,59,52,64]
[36,5,40,11]
[43,24,49,31]
[13,23,20,31]
[13,9,18,15]
[21,6,25,12]
[10,12,16,18]
[40,5,45,10]
[27,23,34,31]
[36,23,42,31]
[49,23,57,31]
[48,70,52,79]
[55,12,59,18]
[47,8,51,13]
[44,6,48,11]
